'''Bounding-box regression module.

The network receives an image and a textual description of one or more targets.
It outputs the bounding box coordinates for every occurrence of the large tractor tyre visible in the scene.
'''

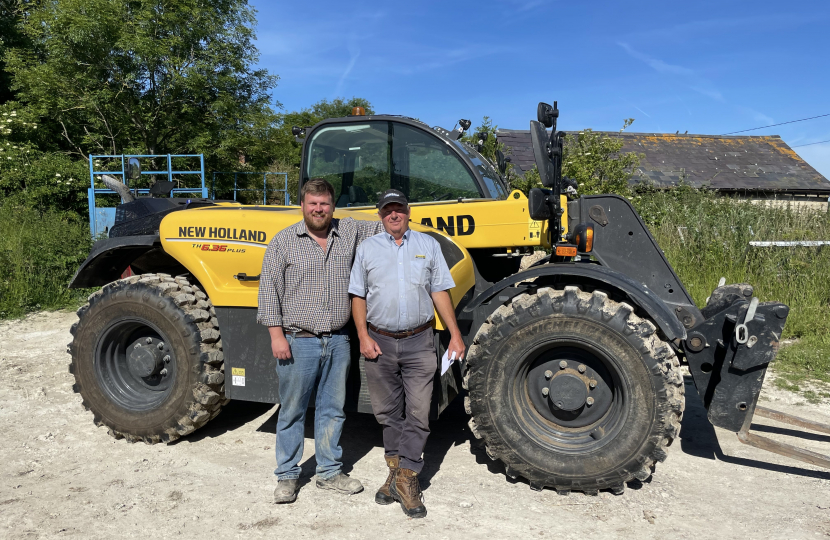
[68,273,227,444]
[463,286,684,494]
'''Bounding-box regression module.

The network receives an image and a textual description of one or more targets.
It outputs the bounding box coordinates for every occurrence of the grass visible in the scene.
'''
[0,202,93,318]
[633,186,830,388]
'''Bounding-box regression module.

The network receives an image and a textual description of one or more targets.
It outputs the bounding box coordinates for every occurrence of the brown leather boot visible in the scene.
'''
[375,455,399,505]
[389,467,427,518]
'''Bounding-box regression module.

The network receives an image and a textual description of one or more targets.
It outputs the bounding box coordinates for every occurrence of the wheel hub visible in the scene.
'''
[548,373,587,411]
[128,340,165,378]
[527,347,614,429]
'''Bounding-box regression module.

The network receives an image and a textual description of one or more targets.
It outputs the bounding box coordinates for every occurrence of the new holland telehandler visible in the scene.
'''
[69,102,829,495]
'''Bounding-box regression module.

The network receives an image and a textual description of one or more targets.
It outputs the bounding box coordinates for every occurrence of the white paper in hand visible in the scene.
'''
[440,350,457,376]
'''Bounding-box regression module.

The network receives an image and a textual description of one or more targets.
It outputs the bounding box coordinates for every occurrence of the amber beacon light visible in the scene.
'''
[351,106,366,116]
[572,223,594,252]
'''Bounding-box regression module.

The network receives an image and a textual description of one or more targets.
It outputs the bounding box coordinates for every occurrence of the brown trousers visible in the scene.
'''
[364,328,435,473]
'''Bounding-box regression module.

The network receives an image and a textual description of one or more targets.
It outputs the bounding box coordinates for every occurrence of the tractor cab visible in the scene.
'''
[300,115,508,207]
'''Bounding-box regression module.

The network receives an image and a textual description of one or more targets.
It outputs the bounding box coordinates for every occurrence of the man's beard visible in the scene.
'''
[304,211,332,233]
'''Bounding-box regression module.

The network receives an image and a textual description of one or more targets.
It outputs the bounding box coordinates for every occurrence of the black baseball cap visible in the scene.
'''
[377,189,409,209]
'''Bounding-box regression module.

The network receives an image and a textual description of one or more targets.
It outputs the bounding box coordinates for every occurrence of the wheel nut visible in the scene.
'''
[559,360,568,369]
[586,397,595,406]
[544,370,553,379]
[160,368,168,376]
[163,355,171,363]
[542,387,549,397]
[589,379,597,389]
[145,337,153,344]
[134,343,141,349]
[578,364,586,373]
[157,342,165,350]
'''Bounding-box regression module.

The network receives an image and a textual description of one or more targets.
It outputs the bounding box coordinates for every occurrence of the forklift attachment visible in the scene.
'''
[736,405,830,469]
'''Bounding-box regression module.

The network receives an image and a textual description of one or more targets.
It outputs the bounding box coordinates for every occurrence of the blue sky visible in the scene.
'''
[251,0,830,178]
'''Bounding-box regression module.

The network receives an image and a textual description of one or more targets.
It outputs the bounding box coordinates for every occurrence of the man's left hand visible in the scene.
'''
[448,334,465,361]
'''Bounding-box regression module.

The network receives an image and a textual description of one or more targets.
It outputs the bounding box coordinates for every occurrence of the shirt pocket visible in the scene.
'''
[329,248,354,282]
[410,258,430,287]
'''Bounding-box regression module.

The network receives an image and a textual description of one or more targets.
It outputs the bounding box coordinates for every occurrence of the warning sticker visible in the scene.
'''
[231,367,246,387]
[528,220,542,239]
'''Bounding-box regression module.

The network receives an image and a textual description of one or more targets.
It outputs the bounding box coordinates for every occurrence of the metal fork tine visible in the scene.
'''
[737,430,830,469]
[754,406,830,436]
[734,405,830,469]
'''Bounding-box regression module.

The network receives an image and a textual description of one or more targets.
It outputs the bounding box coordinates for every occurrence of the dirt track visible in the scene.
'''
[1,310,829,539]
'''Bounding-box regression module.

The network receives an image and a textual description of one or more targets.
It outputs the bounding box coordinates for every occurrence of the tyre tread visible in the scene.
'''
[465,287,685,493]
[68,273,226,444]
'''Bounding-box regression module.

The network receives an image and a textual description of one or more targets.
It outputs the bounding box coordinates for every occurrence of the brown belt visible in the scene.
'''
[368,320,433,339]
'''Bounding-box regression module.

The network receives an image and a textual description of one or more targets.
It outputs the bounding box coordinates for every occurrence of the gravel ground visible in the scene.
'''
[1,310,829,539]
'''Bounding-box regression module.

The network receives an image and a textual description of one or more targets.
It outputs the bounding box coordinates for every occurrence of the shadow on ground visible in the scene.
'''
[679,376,830,480]
[180,391,476,488]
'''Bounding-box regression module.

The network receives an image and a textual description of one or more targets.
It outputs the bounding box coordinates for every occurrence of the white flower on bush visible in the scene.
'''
[56,173,61,177]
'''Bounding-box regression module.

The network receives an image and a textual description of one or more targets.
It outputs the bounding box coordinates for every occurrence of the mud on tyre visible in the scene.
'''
[463,286,685,494]
[68,273,227,443]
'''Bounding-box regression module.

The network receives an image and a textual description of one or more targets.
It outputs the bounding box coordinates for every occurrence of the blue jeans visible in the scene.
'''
[274,333,351,481]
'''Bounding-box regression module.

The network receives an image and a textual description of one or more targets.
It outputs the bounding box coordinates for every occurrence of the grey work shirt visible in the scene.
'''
[348,229,455,332]
[257,217,383,333]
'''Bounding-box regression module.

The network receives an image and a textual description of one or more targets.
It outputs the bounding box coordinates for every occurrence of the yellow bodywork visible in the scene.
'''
[158,191,567,329]
[351,190,566,248]
[158,205,477,330]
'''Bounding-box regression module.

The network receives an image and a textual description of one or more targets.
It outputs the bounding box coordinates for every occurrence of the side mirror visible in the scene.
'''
[527,188,552,221]
[126,157,141,181]
[537,101,558,128]
[530,120,555,188]
[496,149,508,175]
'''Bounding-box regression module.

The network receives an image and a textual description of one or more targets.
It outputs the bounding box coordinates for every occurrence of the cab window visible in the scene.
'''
[305,121,482,207]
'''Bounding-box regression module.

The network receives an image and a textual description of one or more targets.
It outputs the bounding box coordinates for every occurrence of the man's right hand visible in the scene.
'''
[271,334,292,360]
[360,336,383,359]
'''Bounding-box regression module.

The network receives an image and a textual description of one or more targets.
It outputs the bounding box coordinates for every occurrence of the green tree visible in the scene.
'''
[461,116,503,162]
[5,0,279,171]
[511,119,642,196]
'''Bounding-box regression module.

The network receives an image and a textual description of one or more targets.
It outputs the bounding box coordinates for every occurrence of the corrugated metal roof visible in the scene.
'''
[496,130,830,194]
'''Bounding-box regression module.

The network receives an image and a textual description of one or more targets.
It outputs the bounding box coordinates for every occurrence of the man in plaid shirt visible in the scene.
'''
[257,178,383,504]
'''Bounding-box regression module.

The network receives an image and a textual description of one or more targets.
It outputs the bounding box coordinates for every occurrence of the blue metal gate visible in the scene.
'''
[211,171,290,205]
[87,154,205,237]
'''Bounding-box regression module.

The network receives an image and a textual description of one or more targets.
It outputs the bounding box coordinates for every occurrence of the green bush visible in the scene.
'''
[632,186,830,383]
[0,202,92,318]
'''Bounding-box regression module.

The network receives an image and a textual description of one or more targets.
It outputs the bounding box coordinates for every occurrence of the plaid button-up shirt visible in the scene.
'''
[257,216,384,333]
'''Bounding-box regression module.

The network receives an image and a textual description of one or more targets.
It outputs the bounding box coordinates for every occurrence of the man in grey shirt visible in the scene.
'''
[258,178,382,504]
[349,189,465,519]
